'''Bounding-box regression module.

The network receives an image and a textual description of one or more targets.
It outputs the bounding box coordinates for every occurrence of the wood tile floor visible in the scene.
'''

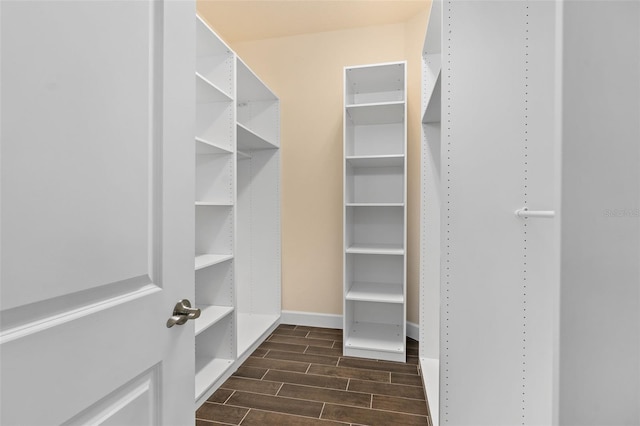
[196,324,430,425]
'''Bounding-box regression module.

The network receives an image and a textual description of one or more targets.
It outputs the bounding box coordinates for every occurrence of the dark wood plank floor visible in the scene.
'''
[196,324,430,425]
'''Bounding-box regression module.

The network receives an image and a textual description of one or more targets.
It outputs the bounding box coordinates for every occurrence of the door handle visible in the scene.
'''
[166,299,201,328]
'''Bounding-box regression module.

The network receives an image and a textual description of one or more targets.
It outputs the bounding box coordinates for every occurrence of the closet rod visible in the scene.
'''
[515,208,555,218]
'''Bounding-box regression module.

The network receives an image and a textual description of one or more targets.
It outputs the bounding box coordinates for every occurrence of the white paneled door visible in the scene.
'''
[1,1,195,425]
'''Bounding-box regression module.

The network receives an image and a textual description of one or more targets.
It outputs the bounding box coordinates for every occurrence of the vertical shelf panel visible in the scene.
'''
[343,62,407,363]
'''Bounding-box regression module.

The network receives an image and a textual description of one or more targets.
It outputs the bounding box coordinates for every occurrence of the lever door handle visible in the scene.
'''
[166,299,201,328]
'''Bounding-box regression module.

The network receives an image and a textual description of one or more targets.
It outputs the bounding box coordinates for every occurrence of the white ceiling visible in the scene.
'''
[197,0,430,43]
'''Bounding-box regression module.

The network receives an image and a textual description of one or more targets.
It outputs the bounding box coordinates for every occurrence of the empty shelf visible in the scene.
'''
[195,201,233,207]
[196,137,233,155]
[346,102,404,125]
[346,155,405,168]
[195,254,233,271]
[346,203,404,207]
[344,321,404,354]
[196,73,233,103]
[195,305,234,336]
[346,243,404,255]
[346,282,404,304]
[237,122,277,150]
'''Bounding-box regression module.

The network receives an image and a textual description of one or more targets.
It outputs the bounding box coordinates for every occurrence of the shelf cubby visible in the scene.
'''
[196,16,234,99]
[344,300,405,361]
[236,59,279,148]
[345,205,403,249]
[345,121,404,157]
[196,100,234,152]
[196,153,234,205]
[195,205,233,259]
[345,62,405,105]
[195,314,236,400]
[345,163,404,204]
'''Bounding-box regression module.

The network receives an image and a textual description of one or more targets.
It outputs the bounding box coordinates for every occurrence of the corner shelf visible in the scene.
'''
[237,122,278,150]
[196,73,233,103]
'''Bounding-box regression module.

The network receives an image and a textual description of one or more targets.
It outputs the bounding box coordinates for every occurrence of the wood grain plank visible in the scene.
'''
[278,383,371,408]
[226,391,323,418]
[262,369,348,390]
[321,404,429,425]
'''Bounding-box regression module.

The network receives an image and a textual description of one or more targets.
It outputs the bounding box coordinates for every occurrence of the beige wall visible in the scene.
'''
[210,13,429,323]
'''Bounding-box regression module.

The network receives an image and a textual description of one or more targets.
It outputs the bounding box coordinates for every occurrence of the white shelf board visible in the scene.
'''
[237,312,279,356]
[345,321,404,353]
[195,357,234,400]
[237,150,252,160]
[346,102,404,125]
[195,305,234,336]
[196,72,233,104]
[346,282,404,304]
[422,72,441,124]
[346,243,405,255]
[237,122,277,150]
[196,137,232,155]
[195,201,233,207]
[195,254,233,271]
[346,203,404,207]
[346,155,404,168]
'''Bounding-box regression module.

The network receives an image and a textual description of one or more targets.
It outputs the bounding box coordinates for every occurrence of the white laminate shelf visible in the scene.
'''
[346,155,405,168]
[195,357,234,400]
[237,313,279,357]
[346,243,404,255]
[196,137,233,155]
[237,150,252,160]
[195,201,233,207]
[196,72,233,104]
[346,282,404,304]
[346,102,404,125]
[346,203,404,207]
[195,305,234,336]
[237,122,277,150]
[345,321,404,353]
[195,254,233,271]
[422,72,441,125]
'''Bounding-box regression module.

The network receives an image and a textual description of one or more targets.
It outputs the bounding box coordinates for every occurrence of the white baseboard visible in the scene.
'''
[281,310,343,329]
[407,320,419,341]
[281,310,421,342]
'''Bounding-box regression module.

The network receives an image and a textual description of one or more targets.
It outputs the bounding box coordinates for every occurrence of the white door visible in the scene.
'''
[0,1,196,425]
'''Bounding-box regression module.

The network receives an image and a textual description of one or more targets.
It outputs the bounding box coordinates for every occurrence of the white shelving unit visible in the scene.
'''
[194,15,236,403]
[343,61,407,363]
[193,16,281,407]
[420,1,441,424]
[235,58,281,359]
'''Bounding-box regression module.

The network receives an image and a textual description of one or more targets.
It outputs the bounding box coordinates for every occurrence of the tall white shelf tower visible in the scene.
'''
[343,61,407,363]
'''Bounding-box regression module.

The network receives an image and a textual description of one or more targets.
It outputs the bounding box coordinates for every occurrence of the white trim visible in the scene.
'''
[281,310,343,329]
[406,321,419,341]
[281,311,421,342]
[420,357,439,426]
